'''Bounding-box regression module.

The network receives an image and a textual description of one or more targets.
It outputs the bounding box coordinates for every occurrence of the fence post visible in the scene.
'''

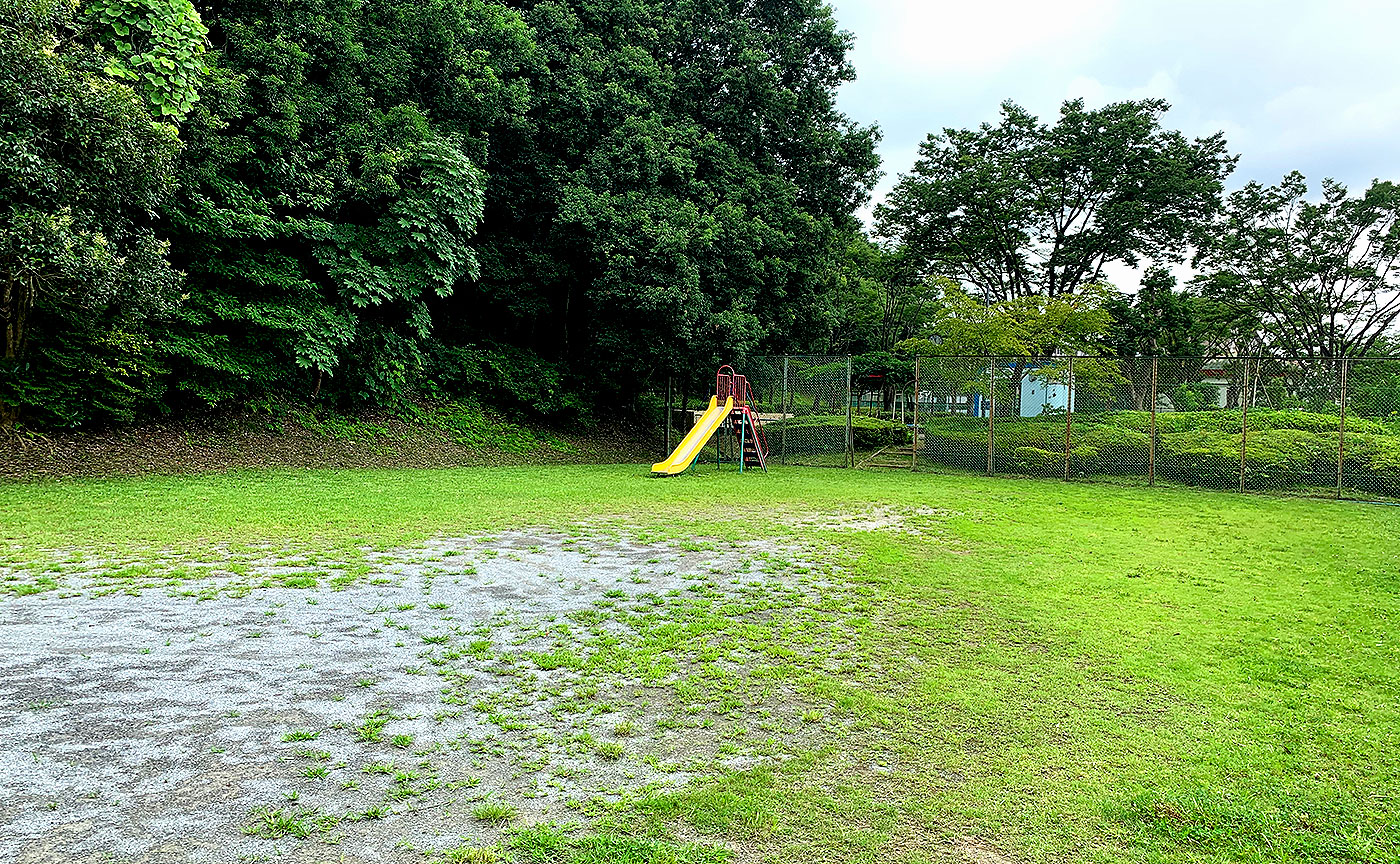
[780,356,789,466]
[1338,358,1348,500]
[1063,355,1074,481]
[1239,359,1250,493]
[845,355,854,468]
[986,358,995,476]
[1148,357,1158,487]
[911,355,920,471]
[665,376,672,457]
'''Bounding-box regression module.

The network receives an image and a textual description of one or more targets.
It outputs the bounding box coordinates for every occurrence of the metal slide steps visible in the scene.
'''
[736,407,768,471]
[858,444,915,470]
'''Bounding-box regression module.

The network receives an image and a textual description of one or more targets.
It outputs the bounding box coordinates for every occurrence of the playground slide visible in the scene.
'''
[651,396,734,475]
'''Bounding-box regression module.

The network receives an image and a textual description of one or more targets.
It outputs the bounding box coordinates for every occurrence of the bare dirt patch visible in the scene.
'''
[0,528,840,862]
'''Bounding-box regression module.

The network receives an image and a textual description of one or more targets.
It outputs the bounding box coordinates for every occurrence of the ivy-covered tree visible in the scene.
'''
[161,0,536,408]
[0,0,182,426]
[84,0,210,118]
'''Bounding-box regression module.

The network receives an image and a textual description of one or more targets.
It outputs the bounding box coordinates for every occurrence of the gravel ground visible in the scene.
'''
[1,528,831,863]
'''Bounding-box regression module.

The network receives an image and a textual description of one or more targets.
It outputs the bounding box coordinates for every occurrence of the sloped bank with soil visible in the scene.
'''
[0,402,660,481]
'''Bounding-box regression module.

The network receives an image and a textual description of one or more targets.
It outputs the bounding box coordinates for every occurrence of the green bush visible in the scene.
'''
[1149,429,1237,488]
[1008,446,1061,476]
[770,414,909,450]
[908,406,1400,495]
[989,418,1065,452]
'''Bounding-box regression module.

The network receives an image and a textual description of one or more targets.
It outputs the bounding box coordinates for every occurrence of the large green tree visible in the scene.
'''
[160,0,536,408]
[930,283,1113,358]
[1102,265,1210,357]
[819,237,940,355]
[449,0,881,400]
[1196,171,1400,358]
[0,0,184,426]
[5,0,882,428]
[876,99,1236,302]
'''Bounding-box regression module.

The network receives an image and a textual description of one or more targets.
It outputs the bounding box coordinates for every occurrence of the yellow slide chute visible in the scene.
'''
[651,396,733,475]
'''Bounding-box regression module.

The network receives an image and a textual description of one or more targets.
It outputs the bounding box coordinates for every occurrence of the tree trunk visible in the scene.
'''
[0,274,28,428]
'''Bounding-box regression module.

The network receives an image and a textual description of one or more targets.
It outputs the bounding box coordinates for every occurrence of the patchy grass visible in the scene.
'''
[2,464,1398,862]
[471,801,518,826]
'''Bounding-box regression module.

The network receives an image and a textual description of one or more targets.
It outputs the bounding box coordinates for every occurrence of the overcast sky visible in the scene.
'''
[829,0,1400,228]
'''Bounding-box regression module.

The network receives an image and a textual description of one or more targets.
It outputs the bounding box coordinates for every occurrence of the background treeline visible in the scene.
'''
[3,0,1398,432]
[2,0,878,428]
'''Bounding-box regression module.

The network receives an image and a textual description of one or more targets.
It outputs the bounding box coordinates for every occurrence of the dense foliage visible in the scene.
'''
[0,0,182,426]
[158,0,531,412]
[1,0,884,427]
[875,98,1236,301]
[1195,172,1400,358]
[454,0,880,402]
[1,0,1397,432]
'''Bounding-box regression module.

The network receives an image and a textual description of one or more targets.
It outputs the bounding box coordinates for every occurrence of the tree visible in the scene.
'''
[0,0,182,425]
[451,0,881,399]
[1196,171,1400,358]
[821,238,939,354]
[1103,265,1210,357]
[875,98,1236,302]
[930,283,1113,358]
[84,0,210,118]
[160,0,535,408]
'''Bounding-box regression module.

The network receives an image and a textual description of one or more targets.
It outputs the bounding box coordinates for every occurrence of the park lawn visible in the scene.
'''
[2,464,1397,863]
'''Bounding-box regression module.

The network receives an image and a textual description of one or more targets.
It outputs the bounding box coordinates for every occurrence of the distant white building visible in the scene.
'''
[1018,369,1073,417]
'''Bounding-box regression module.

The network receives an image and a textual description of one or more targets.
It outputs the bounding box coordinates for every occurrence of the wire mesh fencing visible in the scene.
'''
[914,355,993,474]
[747,356,852,467]
[713,354,1400,503]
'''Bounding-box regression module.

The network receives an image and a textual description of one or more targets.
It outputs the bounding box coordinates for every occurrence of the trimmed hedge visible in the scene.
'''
[920,408,1400,495]
[768,414,910,450]
[767,407,1400,495]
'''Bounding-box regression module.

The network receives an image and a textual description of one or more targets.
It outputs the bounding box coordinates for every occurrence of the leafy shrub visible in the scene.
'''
[1009,446,1061,476]
[399,400,565,455]
[904,401,1400,494]
[429,344,590,424]
[84,0,210,117]
[766,414,910,450]
[989,418,1065,452]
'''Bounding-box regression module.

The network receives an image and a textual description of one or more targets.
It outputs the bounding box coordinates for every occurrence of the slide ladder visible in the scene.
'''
[733,376,768,472]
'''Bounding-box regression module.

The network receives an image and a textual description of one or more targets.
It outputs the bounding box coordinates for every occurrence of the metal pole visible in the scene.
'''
[1239,358,1250,493]
[780,356,789,466]
[986,358,995,476]
[1148,357,1158,486]
[665,376,672,457]
[911,356,920,471]
[1063,356,1074,481]
[845,355,854,468]
[1337,358,1348,500]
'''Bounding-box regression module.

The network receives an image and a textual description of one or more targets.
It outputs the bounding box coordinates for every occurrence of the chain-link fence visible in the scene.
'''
[680,355,1400,502]
[747,356,852,467]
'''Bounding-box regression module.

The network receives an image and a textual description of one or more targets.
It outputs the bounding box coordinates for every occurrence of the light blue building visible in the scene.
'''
[1017,369,1073,417]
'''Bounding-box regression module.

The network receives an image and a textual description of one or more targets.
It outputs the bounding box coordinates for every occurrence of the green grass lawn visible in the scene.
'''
[4,464,1397,862]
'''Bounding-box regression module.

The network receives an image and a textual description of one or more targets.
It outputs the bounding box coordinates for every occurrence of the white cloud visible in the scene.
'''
[1064,70,1181,106]
[878,0,1121,72]
[830,0,1400,214]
